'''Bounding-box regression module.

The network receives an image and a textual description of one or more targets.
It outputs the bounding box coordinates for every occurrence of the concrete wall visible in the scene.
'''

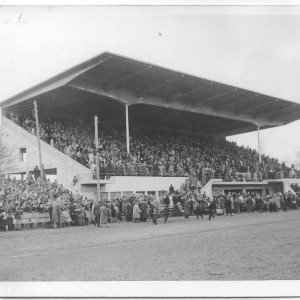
[78,176,188,200]
[212,183,269,195]
[211,178,300,196]
[1,116,90,190]
[201,178,223,198]
[273,178,300,195]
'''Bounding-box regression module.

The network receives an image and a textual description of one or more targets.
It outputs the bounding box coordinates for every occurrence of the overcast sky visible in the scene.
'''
[0,5,300,165]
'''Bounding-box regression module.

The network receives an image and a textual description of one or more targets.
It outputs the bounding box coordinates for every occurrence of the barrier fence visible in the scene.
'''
[13,212,50,230]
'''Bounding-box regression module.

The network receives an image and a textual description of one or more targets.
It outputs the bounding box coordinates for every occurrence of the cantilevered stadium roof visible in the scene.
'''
[1,52,300,136]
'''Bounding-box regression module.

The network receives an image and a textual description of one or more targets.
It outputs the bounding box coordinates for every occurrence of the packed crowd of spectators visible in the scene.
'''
[176,181,300,218]
[1,111,299,231]
[7,111,300,183]
[1,175,299,231]
[0,175,91,230]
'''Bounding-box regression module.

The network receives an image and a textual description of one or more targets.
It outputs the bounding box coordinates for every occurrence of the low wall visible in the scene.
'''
[13,212,50,229]
[79,176,188,200]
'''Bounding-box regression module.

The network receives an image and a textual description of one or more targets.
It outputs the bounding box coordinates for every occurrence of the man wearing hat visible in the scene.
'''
[52,198,61,229]
[100,201,109,227]
[225,193,232,216]
[133,200,142,223]
[93,200,101,227]
[208,198,216,220]
[150,200,158,225]
[162,193,170,223]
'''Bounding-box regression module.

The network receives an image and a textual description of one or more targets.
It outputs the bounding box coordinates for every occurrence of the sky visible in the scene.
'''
[0,5,300,165]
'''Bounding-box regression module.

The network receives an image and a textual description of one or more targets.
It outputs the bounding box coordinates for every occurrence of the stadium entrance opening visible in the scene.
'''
[224,189,242,194]
[245,189,263,194]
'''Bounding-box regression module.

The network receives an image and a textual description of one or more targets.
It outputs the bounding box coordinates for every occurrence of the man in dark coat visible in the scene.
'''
[256,195,263,213]
[280,194,287,212]
[163,194,170,223]
[0,214,6,231]
[52,200,61,229]
[225,197,232,216]
[184,200,190,219]
[189,197,194,216]
[48,204,53,223]
[125,201,132,222]
[93,201,101,227]
[150,201,158,225]
[195,199,204,219]
[208,199,216,220]
[33,166,40,180]
[169,184,175,194]
[69,202,77,225]
[247,195,253,212]
[140,200,148,222]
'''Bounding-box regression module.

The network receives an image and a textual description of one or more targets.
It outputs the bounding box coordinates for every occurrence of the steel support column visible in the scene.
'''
[257,125,261,163]
[125,104,130,154]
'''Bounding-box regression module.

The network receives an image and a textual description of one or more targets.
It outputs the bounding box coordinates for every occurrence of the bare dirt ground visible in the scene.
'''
[0,210,299,281]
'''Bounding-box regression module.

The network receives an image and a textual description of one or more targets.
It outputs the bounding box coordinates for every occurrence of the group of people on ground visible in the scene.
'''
[1,175,299,231]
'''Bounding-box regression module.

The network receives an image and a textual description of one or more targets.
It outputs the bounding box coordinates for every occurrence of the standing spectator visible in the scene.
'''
[33,166,40,180]
[233,193,240,214]
[100,202,109,227]
[52,199,61,229]
[93,201,101,227]
[256,194,263,213]
[184,200,190,219]
[162,194,170,223]
[225,195,232,216]
[48,202,53,224]
[150,201,158,225]
[208,199,216,220]
[169,184,175,194]
[280,193,287,212]
[140,200,148,222]
[0,213,6,231]
[246,194,253,212]
[125,201,133,222]
[195,199,204,219]
[133,201,142,223]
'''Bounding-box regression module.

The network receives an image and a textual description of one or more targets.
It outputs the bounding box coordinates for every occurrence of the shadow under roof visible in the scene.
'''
[1,52,300,136]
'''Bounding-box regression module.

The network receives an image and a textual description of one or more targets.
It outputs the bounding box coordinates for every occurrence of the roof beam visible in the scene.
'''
[255,102,292,118]
[199,88,237,106]
[214,93,259,112]
[275,110,300,123]
[222,124,258,136]
[103,65,152,91]
[137,74,185,98]
[245,99,279,116]
[172,82,212,100]
[232,94,261,112]
[67,78,284,128]
[268,104,300,120]
[213,120,252,135]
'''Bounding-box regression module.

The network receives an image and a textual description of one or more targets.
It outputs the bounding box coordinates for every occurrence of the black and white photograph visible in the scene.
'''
[0,2,299,298]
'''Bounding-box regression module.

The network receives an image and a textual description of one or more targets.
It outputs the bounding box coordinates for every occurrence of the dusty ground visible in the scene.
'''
[0,210,299,281]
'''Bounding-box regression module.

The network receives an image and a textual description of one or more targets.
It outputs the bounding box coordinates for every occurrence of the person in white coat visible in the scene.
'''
[133,201,142,223]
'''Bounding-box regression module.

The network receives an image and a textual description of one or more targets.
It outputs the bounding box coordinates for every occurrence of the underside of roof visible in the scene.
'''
[1,52,300,136]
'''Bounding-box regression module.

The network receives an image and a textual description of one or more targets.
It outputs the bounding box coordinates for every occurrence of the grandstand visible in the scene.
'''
[1,51,300,201]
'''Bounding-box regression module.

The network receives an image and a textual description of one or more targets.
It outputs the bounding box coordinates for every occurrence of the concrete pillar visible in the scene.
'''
[257,125,261,163]
[0,107,2,147]
[125,104,130,154]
